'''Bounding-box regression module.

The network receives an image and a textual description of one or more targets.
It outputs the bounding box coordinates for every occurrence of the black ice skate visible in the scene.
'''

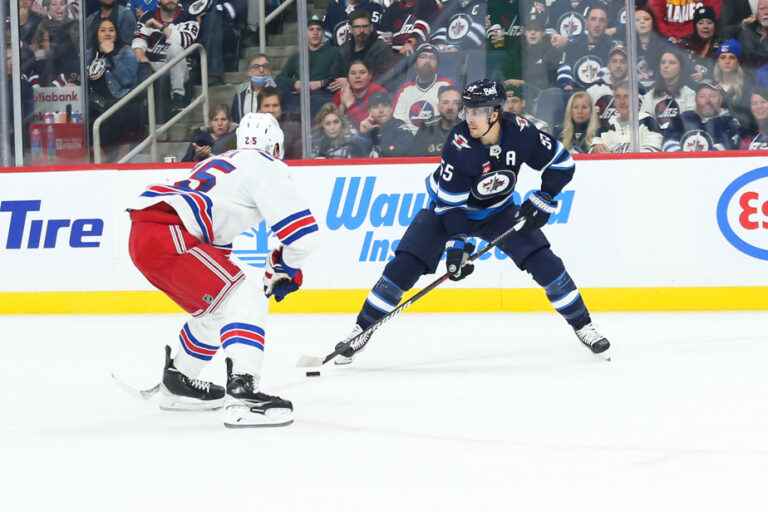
[574,323,612,360]
[334,324,372,365]
[223,358,293,428]
[160,345,225,411]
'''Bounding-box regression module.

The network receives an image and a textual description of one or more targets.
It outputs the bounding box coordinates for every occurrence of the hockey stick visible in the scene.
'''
[296,219,526,367]
[111,372,161,400]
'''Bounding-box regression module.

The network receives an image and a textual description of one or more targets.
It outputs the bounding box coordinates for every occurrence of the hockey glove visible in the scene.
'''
[263,247,303,302]
[515,191,558,232]
[445,237,475,281]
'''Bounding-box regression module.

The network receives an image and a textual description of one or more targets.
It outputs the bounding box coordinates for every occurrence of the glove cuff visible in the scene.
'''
[530,191,557,214]
[447,235,468,251]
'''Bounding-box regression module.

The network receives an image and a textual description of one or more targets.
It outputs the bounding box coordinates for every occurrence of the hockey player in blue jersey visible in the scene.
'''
[335,78,611,364]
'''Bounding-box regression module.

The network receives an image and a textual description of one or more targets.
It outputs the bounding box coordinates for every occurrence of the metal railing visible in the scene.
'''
[259,0,296,54]
[93,43,209,163]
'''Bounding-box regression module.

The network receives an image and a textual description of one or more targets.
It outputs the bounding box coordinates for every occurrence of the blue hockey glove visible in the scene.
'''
[515,191,558,232]
[445,237,475,281]
[263,247,303,302]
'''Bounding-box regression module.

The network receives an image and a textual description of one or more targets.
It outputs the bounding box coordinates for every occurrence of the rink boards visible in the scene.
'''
[0,154,767,313]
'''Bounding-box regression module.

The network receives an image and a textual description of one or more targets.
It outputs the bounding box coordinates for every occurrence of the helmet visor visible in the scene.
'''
[464,105,495,120]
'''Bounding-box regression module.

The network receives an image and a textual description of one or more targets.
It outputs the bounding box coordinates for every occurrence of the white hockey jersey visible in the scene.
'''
[392,77,454,132]
[132,150,319,268]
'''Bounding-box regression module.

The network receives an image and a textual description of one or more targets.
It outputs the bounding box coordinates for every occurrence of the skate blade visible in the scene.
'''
[159,389,225,411]
[224,419,294,429]
[223,406,294,428]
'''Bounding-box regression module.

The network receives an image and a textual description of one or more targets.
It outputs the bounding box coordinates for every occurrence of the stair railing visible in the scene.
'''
[93,43,209,163]
[259,0,297,54]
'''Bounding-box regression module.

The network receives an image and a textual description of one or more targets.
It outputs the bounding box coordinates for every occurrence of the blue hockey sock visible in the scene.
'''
[522,248,590,329]
[543,270,590,329]
[357,275,405,329]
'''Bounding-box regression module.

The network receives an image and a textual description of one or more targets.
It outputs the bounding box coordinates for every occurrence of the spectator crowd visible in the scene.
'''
[9,0,768,161]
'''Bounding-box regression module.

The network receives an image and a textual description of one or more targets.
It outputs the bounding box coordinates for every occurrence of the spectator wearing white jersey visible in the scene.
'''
[391,43,453,133]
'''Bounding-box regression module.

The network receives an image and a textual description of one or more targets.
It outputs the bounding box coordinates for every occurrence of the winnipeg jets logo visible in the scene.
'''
[448,14,470,40]
[471,170,517,199]
[681,130,714,152]
[452,133,471,150]
[575,56,603,86]
[481,175,506,193]
[558,13,585,37]
[489,145,502,158]
[515,115,529,131]
[408,100,436,127]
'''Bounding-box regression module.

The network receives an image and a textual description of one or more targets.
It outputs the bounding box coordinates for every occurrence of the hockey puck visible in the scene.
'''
[305,371,321,377]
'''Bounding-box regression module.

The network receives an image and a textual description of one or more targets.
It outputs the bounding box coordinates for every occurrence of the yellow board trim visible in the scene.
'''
[1,287,766,314]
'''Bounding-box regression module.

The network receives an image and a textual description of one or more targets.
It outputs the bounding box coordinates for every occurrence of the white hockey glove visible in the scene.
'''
[263,247,303,302]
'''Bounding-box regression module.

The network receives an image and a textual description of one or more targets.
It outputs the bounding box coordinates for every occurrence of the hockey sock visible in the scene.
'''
[522,248,591,329]
[356,253,425,329]
[175,320,220,378]
[220,322,266,380]
[357,275,406,330]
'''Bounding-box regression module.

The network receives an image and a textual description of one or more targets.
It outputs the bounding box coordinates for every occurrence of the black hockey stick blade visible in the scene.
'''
[296,219,526,367]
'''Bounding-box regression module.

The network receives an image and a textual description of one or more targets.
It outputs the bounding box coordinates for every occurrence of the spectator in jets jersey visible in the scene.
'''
[410,84,461,156]
[132,0,203,112]
[587,42,629,130]
[391,43,453,132]
[641,48,696,135]
[557,5,619,91]
[663,80,741,152]
[86,17,141,161]
[592,81,663,153]
[359,91,415,157]
[323,0,384,47]
[548,0,594,48]
[741,88,768,149]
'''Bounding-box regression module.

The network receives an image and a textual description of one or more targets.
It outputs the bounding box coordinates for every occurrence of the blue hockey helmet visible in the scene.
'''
[462,79,506,109]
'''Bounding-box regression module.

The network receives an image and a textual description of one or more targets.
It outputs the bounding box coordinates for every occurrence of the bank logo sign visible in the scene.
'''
[717,167,768,260]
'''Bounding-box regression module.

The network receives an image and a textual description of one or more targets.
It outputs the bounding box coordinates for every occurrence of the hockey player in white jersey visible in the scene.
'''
[128,113,319,428]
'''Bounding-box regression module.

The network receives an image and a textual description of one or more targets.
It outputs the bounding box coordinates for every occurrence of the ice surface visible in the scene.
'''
[1,312,767,511]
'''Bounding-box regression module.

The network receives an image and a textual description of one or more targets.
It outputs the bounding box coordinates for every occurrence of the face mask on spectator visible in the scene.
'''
[251,75,274,88]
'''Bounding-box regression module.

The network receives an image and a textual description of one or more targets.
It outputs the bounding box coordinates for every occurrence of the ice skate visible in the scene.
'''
[574,323,612,361]
[334,324,372,365]
[160,346,226,411]
[223,358,293,428]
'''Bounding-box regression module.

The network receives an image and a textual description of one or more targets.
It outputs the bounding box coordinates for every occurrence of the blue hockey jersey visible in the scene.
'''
[426,112,575,237]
